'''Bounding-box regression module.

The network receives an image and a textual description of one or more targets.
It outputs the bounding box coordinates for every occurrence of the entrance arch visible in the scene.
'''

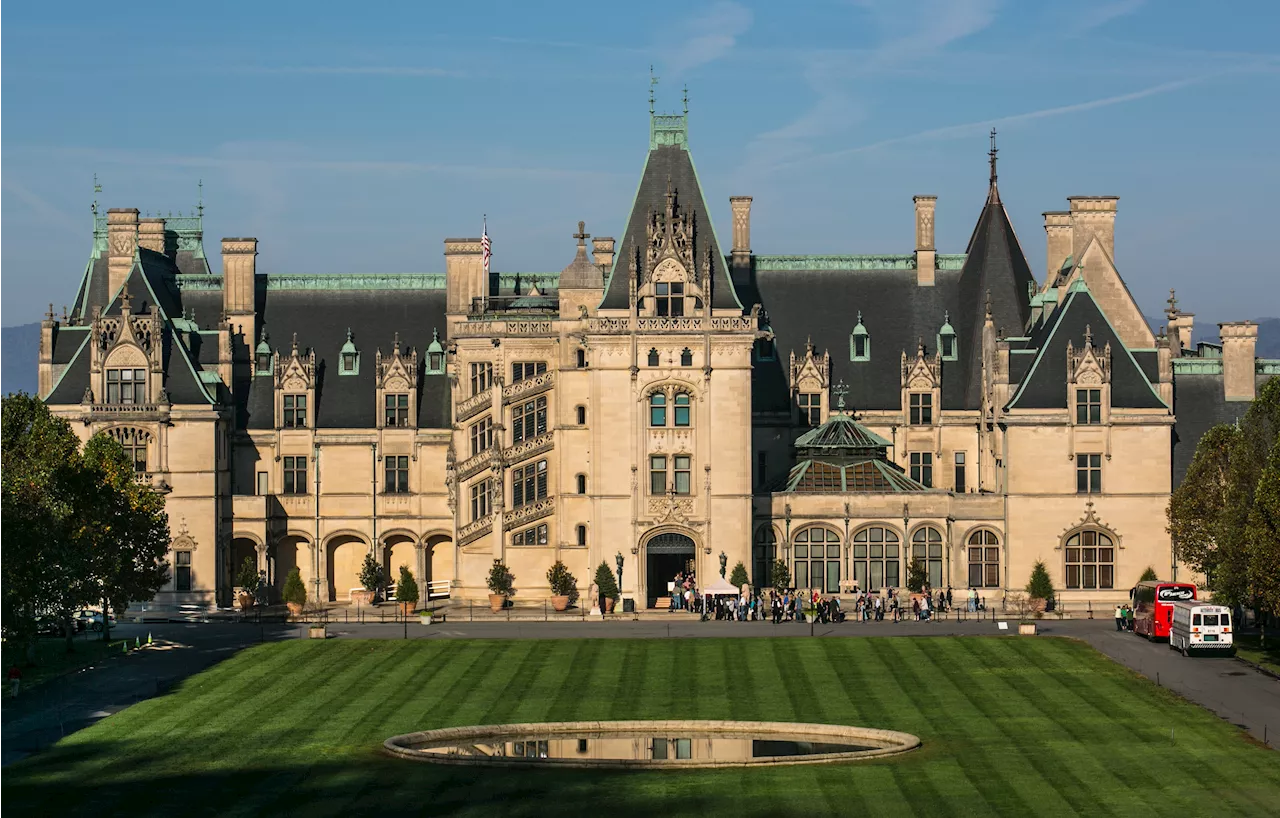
[326,534,367,602]
[644,531,697,608]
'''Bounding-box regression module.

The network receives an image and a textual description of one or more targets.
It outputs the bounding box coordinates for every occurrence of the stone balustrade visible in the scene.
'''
[455,388,492,423]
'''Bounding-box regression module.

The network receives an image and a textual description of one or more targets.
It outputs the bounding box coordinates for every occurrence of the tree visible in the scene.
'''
[729,562,750,588]
[546,561,578,603]
[771,559,791,593]
[486,559,514,597]
[1026,561,1055,604]
[593,561,619,602]
[1169,424,1240,590]
[907,560,928,593]
[281,567,307,607]
[236,556,259,591]
[1246,440,1280,643]
[359,552,387,596]
[396,566,419,607]
[1139,566,1159,582]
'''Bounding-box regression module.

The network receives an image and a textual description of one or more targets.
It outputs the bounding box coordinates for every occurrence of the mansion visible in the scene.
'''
[36,109,1276,609]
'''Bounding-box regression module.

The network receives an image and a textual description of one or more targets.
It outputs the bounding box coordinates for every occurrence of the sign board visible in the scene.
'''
[997,621,1008,630]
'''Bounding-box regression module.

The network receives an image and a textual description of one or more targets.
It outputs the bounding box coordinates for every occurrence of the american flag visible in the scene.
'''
[481,216,491,275]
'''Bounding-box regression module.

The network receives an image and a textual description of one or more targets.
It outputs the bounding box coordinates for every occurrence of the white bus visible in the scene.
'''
[1169,600,1234,656]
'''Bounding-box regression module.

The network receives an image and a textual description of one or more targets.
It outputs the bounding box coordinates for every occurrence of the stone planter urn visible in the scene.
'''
[308,624,327,639]
[350,589,375,607]
[399,602,415,615]
[551,595,571,612]
[419,612,434,625]
[604,597,617,614]
[236,591,255,611]
[1029,598,1048,614]
[489,594,506,613]
[1018,623,1038,636]
[287,602,304,617]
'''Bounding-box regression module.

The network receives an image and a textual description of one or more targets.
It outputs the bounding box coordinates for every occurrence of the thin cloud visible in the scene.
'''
[663,1,753,76]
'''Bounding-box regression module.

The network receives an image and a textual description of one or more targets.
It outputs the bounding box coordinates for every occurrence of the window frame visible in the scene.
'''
[512,396,548,444]
[469,416,494,457]
[384,393,410,427]
[797,392,821,427]
[1075,453,1102,494]
[283,393,308,428]
[511,361,547,384]
[909,392,933,426]
[106,367,147,405]
[954,451,966,493]
[655,282,685,317]
[174,550,193,592]
[673,455,692,495]
[852,526,901,590]
[1075,388,1102,425]
[511,459,549,508]
[649,393,667,427]
[384,454,410,494]
[283,455,308,495]
[673,392,691,427]
[649,455,668,495]
[470,362,493,396]
[793,526,842,594]
[910,526,944,589]
[910,452,934,487]
[966,530,1000,588]
[647,348,660,367]
[1064,529,1114,589]
[470,479,492,522]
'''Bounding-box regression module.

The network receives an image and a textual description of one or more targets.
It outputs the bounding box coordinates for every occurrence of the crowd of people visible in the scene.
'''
[1113,603,1136,631]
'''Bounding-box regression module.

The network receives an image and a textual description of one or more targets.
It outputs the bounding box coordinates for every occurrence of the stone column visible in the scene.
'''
[913,196,937,287]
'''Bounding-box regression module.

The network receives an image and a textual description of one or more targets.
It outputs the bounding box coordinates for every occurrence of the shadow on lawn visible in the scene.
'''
[4,739,742,818]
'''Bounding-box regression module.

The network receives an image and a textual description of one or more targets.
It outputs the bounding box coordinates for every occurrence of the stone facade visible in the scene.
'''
[37,111,1278,610]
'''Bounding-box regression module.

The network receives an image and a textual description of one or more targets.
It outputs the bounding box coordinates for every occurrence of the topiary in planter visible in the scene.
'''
[1026,560,1055,610]
[729,562,750,589]
[282,567,307,613]
[771,559,791,593]
[546,560,578,609]
[396,565,419,611]
[594,561,620,611]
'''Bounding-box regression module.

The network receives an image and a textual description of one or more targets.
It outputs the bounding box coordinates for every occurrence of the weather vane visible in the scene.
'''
[649,65,660,114]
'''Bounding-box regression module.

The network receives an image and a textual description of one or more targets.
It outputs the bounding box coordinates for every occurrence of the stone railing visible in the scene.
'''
[646,496,695,519]
[504,431,554,465]
[587,315,756,334]
[453,320,556,338]
[87,403,167,419]
[502,370,554,403]
[456,448,492,482]
[503,496,555,531]
[458,516,493,547]
[455,388,492,423]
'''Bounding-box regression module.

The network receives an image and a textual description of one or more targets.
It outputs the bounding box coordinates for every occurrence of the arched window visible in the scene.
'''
[680,348,693,367]
[647,348,660,367]
[649,393,667,427]
[576,348,587,368]
[967,530,1000,588]
[1065,530,1114,589]
[106,427,150,474]
[673,392,691,427]
[575,405,586,425]
[852,526,901,590]
[576,474,587,495]
[911,526,944,589]
[576,525,587,546]
[753,527,776,588]
[794,527,841,593]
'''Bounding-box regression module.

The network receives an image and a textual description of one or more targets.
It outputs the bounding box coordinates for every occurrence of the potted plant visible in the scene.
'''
[593,561,620,614]
[729,561,750,591]
[308,623,327,639]
[396,565,419,615]
[1026,561,1055,618]
[419,609,434,625]
[282,567,307,617]
[235,556,259,611]
[353,552,385,607]
[546,560,577,612]
[487,559,514,612]
[771,559,791,594]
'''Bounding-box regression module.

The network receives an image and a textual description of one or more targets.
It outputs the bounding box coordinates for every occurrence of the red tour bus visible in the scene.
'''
[1131,581,1197,640]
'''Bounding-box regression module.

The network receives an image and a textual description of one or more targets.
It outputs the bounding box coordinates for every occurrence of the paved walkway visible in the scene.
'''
[3,618,1275,766]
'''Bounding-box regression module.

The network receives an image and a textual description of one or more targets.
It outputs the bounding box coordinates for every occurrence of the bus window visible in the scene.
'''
[1202,614,1219,626]
[1222,613,1231,627]
[1192,614,1201,626]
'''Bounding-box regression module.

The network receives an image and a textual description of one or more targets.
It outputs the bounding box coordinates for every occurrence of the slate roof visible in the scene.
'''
[1170,372,1258,487]
[600,144,740,311]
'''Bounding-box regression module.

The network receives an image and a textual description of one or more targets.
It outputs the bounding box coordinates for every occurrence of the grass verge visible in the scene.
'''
[2,636,124,700]
[1234,633,1280,675]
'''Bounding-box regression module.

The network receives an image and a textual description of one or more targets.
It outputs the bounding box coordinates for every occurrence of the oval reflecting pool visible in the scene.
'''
[385,720,920,768]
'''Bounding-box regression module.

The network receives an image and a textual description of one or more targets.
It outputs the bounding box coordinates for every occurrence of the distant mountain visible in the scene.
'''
[2,323,39,396]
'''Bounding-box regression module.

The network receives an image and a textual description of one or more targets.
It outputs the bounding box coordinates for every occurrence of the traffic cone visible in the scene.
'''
[122,641,128,654]
[135,637,140,649]
[147,633,153,646]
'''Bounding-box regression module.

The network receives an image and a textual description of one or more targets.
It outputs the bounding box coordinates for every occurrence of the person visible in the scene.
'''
[8,665,21,698]
[1114,604,1124,632]
[946,586,953,610]
[921,594,931,622]
[1125,605,1135,631]
[875,595,884,621]
[968,588,978,612]
[912,596,921,621]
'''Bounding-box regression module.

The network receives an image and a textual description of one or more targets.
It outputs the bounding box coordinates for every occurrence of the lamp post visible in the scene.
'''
[615,551,624,592]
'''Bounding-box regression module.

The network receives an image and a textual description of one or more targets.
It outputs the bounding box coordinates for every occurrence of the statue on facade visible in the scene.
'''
[615,551,624,591]
[719,551,727,578]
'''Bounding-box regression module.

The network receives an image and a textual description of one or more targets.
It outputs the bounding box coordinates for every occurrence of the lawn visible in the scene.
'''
[1234,634,1280,675]
[2,635,124,700]
[5,637,1279,817]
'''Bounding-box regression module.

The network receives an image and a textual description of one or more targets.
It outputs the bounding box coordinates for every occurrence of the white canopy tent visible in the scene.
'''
[701,575,741,596]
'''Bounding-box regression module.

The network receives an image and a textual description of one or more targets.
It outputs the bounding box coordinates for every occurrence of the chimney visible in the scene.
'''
[913,195,937,287]
[107,208,139,297]
[138,217,167,254]
[1219,321,1258,401]
[729,196,752,287]
[1043,211,1071,280]
[222,238,258,350]
[1068,196,1118,261]
[1174,312,1194,352]
[592,237,615,270]
[444,238,485,316]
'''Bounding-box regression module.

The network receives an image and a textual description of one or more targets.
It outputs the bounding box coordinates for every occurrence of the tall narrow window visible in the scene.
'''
[384,455,409,493]
[852,526,901,590]
[755,338,775,362]
[647,348,660,367]
[111,428,148,473]
[794,527,842,594]
[576,348,587,368]
[470,479,491,521]
[576,525,587,546]
[649,393,667,427]
[511,361,547,383]
[910,452,933,487]
[673,392,691,427]
[283,456,307,494]
[967,530,1000,588]
[575,405,586,425]
[106,368,147,405]
[1076,454,1102,494]
[680,348,693,367]
[753,528,776,587]
[174,551,192,592]
[798,393,821,427]
[469,416,494,457]
[954,452,966,493]
[576,474,587,495]
[649,455,667,494]
[470,362,493,396]
[911,527,944,589]
[656,282,684,317]
[512,459,548,508]
[673,455,692,495]
[909,393,932,425]
[283,394,308,428]
[1076,388,1102,425]
[756,452,768,489]
[384,394,410,427]
[512,396,548,443]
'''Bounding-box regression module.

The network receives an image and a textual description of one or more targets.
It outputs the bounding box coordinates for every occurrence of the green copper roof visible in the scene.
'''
[650,113,688,150]
[795,412,891,451]
[783,458,929,494]
[753,254,967,272]
[173,273,447,292]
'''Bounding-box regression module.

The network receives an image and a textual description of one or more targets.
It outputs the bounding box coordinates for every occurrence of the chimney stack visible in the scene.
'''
[222,238,259,346]
[138,217,167,254]
[1219,321,1258,401]
[592,236,615,270]
[729,196,752,287]
[444,238,485,316]
[913,195,937,287]
[107,208,139,297]
[1068,196,1118,261]
[1043,211,1071,280]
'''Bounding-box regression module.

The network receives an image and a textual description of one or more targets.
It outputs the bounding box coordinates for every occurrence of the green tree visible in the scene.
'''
[1026,561,1055,604]
[593,561,619,602]
[1138,566,1159,582]
[396,566,419,607]
[1246,440,1280,644]
[236,556,259,591]
[729,562,750,588]
[771,559,791,593]
[359,552,386,595]
[1169,424,1240,592]
[1219,377,1280,609]
[546,561,578,602]
[281,567,307,607]
[907,560,928,593]
[486,559,514,597]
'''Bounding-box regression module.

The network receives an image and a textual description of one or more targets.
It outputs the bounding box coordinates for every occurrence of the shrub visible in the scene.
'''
[546,561,578,602]
[236,556,259,591]
[396,566,419,605]
[771,559,791,593]
[593,561,620,601]
[1026,561,1055,603]
[729,562,750,588]
[1139,566,1159,582]
[487,559,514,596]
[907,560,928,593]
[281,567,307,606]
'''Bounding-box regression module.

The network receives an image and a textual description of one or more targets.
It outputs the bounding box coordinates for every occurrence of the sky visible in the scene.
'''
[3,0,1279,329]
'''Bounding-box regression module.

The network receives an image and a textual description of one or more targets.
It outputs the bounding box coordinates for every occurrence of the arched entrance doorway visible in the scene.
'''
[645,532,696,608]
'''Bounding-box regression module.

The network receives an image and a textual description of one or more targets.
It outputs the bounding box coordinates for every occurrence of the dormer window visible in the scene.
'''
[656,282,684,317]
[255,338,273,376]
[755,337,775,362]
[425,329,445,375]
[339,328,360,376]
[1076,388,1102,425]
[850,313,870,362]
[909,393,932,426]
[938,313,957,362]
[283,394,308,428]
[106,368,146,405]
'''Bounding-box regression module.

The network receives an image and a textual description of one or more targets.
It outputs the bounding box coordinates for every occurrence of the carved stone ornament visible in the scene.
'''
[901,341,942,390]
[1056,499,1122,549]
[1067,324,1111,386]
[645,175,696,283]
[789,337,831,392]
